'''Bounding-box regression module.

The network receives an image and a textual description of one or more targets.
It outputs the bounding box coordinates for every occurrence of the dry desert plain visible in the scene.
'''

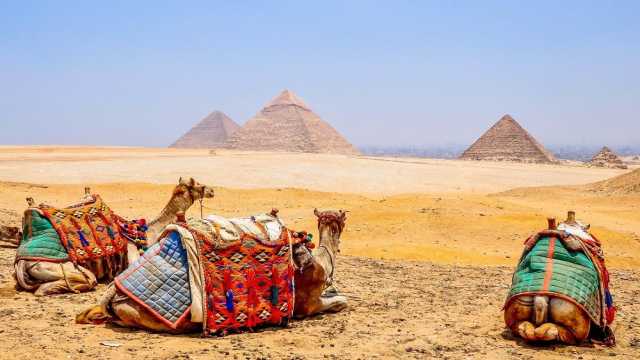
[0,146,639,359]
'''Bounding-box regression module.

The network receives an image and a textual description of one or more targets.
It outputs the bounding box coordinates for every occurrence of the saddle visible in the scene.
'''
[17,195,130,280]
[505,223,615,343]
[115,212,312,335]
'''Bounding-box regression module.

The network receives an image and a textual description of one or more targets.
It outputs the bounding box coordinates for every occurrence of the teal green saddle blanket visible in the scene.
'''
[16,210,69,262]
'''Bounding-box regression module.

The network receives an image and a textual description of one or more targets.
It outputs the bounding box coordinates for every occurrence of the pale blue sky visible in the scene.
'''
[1,1,638,148]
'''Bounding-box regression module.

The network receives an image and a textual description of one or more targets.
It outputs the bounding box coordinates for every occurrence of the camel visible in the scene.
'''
[14,177,215,296]
[76,209,349,333]
[0,224,21,248]
[504,212,615,345]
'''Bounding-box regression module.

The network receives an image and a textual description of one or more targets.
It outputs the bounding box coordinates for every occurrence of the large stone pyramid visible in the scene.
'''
[225,90,359,155]
[170,111,240,148]
[588,146,627,169]
[460,114,557,163]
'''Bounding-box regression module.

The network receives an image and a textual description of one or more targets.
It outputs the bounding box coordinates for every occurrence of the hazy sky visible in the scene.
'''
[1,1,638,148]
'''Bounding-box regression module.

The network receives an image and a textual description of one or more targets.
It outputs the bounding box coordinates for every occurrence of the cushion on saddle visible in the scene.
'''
[16,210,69,262]
[188,215,295,335]
[115,231,192,328]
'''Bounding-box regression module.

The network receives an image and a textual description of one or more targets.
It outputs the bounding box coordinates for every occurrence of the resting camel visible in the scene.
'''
[504,212,615,345]
[0,224,21,248]
[14,177,215,296]
[76,209,349,332]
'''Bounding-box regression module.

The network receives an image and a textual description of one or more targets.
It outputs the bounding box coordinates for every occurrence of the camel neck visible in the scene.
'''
[314,226,337,283]
[146,193,193,244]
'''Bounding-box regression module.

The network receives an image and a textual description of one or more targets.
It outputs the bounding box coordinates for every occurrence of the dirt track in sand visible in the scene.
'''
[0,147,639,359]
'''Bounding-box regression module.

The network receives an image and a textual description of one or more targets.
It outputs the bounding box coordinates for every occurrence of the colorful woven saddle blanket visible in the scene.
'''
[190,215,296,336]
[506,225,615,331]
[112,213,298,335]
[17,195,129,280]
[115,230,192,328]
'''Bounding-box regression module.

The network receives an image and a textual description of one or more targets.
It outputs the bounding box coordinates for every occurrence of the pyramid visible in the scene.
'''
[588,146,627,169]
[225,90,359,155]
[170,111,240,148]
[460,114,557,163]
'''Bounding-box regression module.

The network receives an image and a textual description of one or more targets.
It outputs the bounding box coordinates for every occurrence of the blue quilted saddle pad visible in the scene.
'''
[115,231,191,328]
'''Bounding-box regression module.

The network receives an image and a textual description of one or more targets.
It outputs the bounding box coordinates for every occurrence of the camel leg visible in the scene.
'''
[514,321,537,341]
[318,295,348,313]
[548,297,590,344]
[35,279,74,296]
[505,295,535,340]
[77,284,117,324]
[30,262,96,296]
[533,322,578,344]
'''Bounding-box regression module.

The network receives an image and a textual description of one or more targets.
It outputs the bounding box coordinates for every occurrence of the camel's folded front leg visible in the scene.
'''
[319,294,348,313]
[533,323,578,344]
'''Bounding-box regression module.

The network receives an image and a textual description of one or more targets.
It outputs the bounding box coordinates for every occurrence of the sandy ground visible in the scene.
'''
[0,147,639,359]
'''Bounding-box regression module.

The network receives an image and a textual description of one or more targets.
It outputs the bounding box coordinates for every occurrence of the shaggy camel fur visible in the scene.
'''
[76,209,349,332]
[14,177,214,296]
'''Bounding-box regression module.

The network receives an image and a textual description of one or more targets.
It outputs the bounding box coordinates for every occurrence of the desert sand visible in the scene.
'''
[0,147,638,359]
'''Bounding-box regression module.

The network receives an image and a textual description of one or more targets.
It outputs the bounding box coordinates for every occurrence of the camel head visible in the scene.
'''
[175,177,215,204]
[314,209,347,254]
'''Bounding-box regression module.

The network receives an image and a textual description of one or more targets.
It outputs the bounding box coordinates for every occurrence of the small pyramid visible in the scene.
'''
[225,90,359,155]
[170,111,240,149]
[460,114,556,163]
[588,146,628,169]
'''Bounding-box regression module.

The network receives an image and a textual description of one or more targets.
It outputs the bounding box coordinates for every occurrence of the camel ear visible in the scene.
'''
[314,208,320,217]
[189,177,196,187]
[179,177,186,185]
[339,210,347,220]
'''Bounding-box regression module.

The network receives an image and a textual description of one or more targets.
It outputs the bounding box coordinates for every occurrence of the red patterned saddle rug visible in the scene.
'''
[186,215,301,336]
[36,194,129,280]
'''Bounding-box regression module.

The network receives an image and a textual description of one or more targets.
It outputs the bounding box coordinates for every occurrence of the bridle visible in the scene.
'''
[175,183,210,219]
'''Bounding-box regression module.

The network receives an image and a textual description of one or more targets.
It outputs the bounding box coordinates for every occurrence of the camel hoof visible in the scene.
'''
[534,323,559,341]
[516,321,536,341]
[76,305,111,325]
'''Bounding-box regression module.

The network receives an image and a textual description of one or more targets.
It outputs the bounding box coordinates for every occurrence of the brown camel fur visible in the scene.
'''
[14,177,214,296]
[504,212,597,345]
[76,209,349,332]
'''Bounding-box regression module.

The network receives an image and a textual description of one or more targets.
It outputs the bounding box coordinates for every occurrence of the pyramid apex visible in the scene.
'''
[264,89,310,110]
[499,114,516,122]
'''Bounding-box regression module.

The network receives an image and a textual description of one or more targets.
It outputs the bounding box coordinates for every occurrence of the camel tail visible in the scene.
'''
[534,295,549,326]
[14,260,38,292]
